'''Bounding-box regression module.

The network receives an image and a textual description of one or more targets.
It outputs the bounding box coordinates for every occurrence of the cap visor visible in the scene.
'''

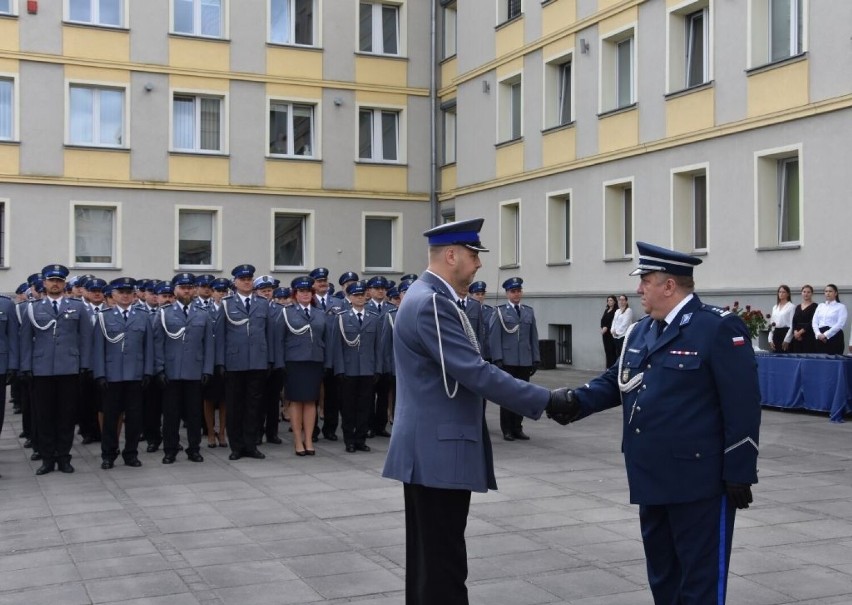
[464,243,489,253]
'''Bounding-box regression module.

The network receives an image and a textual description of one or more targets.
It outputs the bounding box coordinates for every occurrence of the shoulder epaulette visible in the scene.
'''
[700,303,731,318]
[0,294,10,300]
[327,307,346,316]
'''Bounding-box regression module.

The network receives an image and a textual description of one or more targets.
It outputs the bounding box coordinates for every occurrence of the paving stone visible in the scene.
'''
[302,568,404,600]
[214,578,324,604]
[0,583,91,605]
[195,559,298,588]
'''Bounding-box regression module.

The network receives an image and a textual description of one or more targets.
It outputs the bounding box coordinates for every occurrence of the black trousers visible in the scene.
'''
[499,365,531,435]
[260,370,283,440]
[225,370,265,454]
[142,380,163,446]
[21,379,35,445]
[163,380,203,456]
[816,328,845,355]
[340,375,373,446]
[370,373,391,433]
[77,370,101,440]
[0,373,6,437]
[321,369,340,437]
[32,374,79,464]
[101,380,143,461]
[404,483,471,605]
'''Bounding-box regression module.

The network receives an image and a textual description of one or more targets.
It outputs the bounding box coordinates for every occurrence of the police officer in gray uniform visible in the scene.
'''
[0,287,19,477]
[468,281,493,360]
[153,273,215,464]
[311,267,344,440]
[93,277,154,469]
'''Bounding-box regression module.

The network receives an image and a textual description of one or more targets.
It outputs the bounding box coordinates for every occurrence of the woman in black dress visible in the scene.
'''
[600,295,617,368]
[789,285,817,353]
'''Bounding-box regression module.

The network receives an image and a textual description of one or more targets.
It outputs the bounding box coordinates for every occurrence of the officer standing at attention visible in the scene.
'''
[79,278,108,445]
[551,242,761,605]
[382,219,576,604]
[153,273,214,464]
[488,277,541,441]
[252,275,283,445]
[0,286,19,476]
[468,281,493,361]
[93,278,154,469]
[215,264,274,461]
[311,267,343,441]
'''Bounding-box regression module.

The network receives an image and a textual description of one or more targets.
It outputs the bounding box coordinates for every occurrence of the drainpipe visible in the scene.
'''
[429,0,439,227]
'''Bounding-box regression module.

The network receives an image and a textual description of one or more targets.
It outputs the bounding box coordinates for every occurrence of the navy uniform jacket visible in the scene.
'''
[92,306,154,381]
[461,297,488,355]
[315,294,344,314]
[21,297,93,376]
[0,296,20,374]
[214,294,275,371]
[479,304,494,360]
[382,271,551,493]
[328,308,381,376]
[488,303,540,367]
[378,307,397,375]
[571,295,761,505]
[366,299,390,317]
[274,305,327,367]
[153,303,215,380]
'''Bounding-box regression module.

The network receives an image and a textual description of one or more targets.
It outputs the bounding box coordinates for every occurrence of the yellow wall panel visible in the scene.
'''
[169,155,229,185]
[0,144,19,174]
[169,37,229,72]
[63,26,129,63]
[542,127,576,167]
[495,17,524,58]
[599,6,638,35]
[747,60,809,117]
[0,19,19,52]
[440,163,456,193]
[598,108,638,153]
[495,140,524,179]
[440,57,457,89]
[666,87,714,137]
[65,149,129,181]
[170,75,229,92]
[265,160,322,189]
[599,0,625,10]
[0,57,18,72]
[542,0,577,37]
[65,65,130,83]
[543,34,576,61]
[355,91,407,105]
[266,83,322,99]
[354,164,408,193]
[354,56,407,87]
[267,47,323,80]
[496,57,524,80]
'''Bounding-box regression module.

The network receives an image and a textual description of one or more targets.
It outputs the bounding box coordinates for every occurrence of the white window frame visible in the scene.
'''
[65,0,127,28]
[0,0,18,16]
[754,144,802,248]
[0,73,18,142]
[442,2,457,59]
[497,71,523,143]
[0,198,9,268]
[268,0,320,47]
[666,0,712,93]
[362,212,402,273]
[545,189,572,265]
[271,209,314,271]
[600,25,636,113]
[267,97,320,159]
[170,90,228,154]
[499,199,521,268]
[171,0,227,39]
[175,205,221,271]
[357,104,405,164]
[358,1,404,57]
[497,0,522,25]
[603,178,634,260]
[543,51,574,129]
[69,201,122,269]
[442,103,456,165]
[65,81,128,148]
[671,163,710,254]
[747,0,807,68]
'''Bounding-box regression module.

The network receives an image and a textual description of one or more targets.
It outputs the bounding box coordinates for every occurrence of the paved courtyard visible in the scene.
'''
[1,367,851,604]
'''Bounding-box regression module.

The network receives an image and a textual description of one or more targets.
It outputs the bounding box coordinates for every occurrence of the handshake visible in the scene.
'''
[546,388,580,425]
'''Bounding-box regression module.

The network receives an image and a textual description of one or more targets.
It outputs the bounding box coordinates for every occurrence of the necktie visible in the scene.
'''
[656,319,668,337]
[183,305,189,317]
[514,304,521,317]
[377,302,382,313]
[357,312,363,325]
[123,309,128,321]
[52,300,59,315]
[94,307,100,315]
[244,297,251,314]
[457,299,466,311]
[320,298,326,311]
[304,307,310,320]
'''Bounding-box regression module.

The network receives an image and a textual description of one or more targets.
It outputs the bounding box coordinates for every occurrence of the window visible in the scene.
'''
[364,214,400,271]
[442,3,456,58]
[498,0,521,23]
[358,107,400,162]
[173,0,223,38]
[604,180,633,259]
[667,2,710,92]
[73,203,118,266]
[546,190,571,264]
[498,73,522,142]
[0,77,13,141]
[273,211,309,269]
[68,85,125,147]
[67,0,123,27]
[544,54,572,128]
[0,0,15,14]
[0,200,6,267]
[172,94,224,153]
[672,165,708,252]
[499,200,520,267]
[601,27,635,112]
[749,0,805,67]
[177,208,217,268]
[269,100,315,157]
[269,0,315,46]
[442,103,456,165]
[755,146,801,247]
[359,2,399,56]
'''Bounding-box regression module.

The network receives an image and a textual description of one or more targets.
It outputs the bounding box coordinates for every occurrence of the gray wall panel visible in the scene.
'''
[456,77,496,187]
[129,0,168,65]
[228,80,265,186]
[18,62,63,177]
[456,1,494,74]
[807,3,852,102]
[229,0,266,74]
[406,96,430,194]
[321,88,354,190]
[713,0,747,125]
[637,0,664,144]
[322,0,355,82]
[523,50,542,172]
[18,0,62,54]
[573,24,598,158]
[130,73,169,182]
[406,0,431,88]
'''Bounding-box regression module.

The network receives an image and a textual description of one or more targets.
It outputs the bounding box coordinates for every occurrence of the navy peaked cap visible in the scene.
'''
[211,278,231,292]
[469,281,487,294]
[86,278,107,291]
[231,264,256,278]
[195,274,215,287]
[346,281,367,295]
[309,267,329,279]
[629,242,702,277]
[172,273,196,286]
[423,218,488,252]
[367,276,389,289]
[502,277,523,291]
[338,271,359,286]
[42,264,69,280]
[291,276,315,290]
[110,277,137,290]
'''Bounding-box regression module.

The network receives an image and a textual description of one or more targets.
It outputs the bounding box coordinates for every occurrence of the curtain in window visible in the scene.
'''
[200,0,222,36]
[0,79,11,140]
[173,96,195,149]
[174,0,193,33]
[99,89,123,145]
[75,207,114,264]
[70,86,94,145]
[99,0,122,26]
[381,111,397,161]
[382,5,398,54]
[358,109,373,159]
[200,98,220,151]
[365,218,393,269]
[269,101,289,154]
[292,104,313,156]
[359,3,373,52]
[294,0,313,45]
[179,212,213,265]
[270,0,289,43]
[69,0,91,22]
[274,215,305,266]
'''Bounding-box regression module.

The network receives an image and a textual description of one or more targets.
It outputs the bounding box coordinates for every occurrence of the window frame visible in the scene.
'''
[271,209,314,271]
[268,0,319,47]
[66,81,128,149]
[171,0,227,39]
[0,73,18,142]
[754,144,803,249]
[358,1,404,57]
[356,104,404,164]
[442,2,457,59]
[267,97,320,159]
[69,201,122,269]
[498,0,522,25]
[600,25,636,114]
[441,102,456,165]
[497,71,523,143]
[169,90,228,155]
[499,199,521,268]
[362,212,402,273]
[0,0,18,16]
[603,178,635,261]
[545,188,572,265]
[747,0,807,68]
[174,205,221,271]
[65,0,127,28]
[671,163,710,254]
[666,0,712,93]
[543,51,574,129]
[0,198,8,268]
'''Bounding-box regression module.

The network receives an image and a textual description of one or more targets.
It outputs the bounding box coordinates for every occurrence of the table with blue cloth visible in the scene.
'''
[756,353,852,422]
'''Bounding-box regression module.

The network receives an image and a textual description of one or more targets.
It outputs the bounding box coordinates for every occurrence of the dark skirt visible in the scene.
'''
[771,327,789,353]
[815,328,845,356]
[284,361,324,401]
[202,371,226,403]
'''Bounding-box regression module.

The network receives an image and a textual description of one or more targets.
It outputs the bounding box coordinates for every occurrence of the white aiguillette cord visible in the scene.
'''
[283,307,313,342]
[434,293,480,399]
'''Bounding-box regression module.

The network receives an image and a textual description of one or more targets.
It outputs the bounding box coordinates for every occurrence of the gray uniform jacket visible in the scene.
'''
[21,297,93,376]
[214,295,275,371]
[274,304,328,367]
[488,303,540,367]
[378,307,397,375]
[328,308,381,376]
[92,306,154,382]
[153,302,215,380]
[0,296,19,374]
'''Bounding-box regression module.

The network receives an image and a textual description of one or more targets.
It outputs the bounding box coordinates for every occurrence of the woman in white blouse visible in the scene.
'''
[610,295,634,357]
[769,285,795,353]
[812,284,848,355]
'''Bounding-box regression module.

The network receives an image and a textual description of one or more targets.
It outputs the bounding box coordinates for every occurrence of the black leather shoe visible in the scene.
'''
[503,433,515,441]
[266,436,283,444]
[30,451,42,461]
[374,430,391,438]
[345,445,356,453]
[187,452,204,462]
[23,439,33,449]
[101,460,114,470]
[19,431,27,439]
[124,457,142,467]
[146,443,159,453]
[243,449,266,459]
[35,463,55,475]
[305,449,316,456]
[81,436,99,445]
[162,454,176,464]
[323,433,338,441]
[513,431,530,441]
[58,461,74,473]
[354,444,371,452]
[228,452,242,461]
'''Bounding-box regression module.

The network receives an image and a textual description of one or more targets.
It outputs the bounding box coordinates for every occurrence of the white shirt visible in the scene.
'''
[611,307,634,339]
[662,293,695,330]
[812,300,848,340]
[769,302,795,343]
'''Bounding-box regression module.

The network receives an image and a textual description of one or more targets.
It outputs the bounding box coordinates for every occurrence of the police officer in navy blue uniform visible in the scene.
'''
[468,281,493,361]
[252,275,284,445]
[79,278,108,445]
[365,276,393,437]
[310,267,344,440]
[153,273,214,464]
[215,264,275,461]
[93,278,155,469]
[202,277,231,448]
[488,277,541,441]
[0,286,19,475]
[554,242,762,605]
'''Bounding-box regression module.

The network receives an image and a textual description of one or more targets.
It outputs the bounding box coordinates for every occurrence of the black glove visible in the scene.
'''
[156,372,168,388]
[215,365,225,378]
[141,375,152,389]
[96,377,109,392]
[725,482,753,509]
[546,388,581,425]
[530,361,540,377]
[494,360,504,369]
[20,370,33,385]
[201,373,211,387]
[5,369,16,385]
